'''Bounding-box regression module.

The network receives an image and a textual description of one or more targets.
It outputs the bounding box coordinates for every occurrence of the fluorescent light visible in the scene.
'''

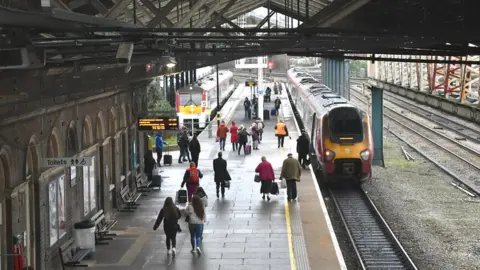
[166,62,176,68]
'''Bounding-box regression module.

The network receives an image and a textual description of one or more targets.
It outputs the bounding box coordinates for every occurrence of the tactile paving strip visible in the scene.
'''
[289,201,311,270]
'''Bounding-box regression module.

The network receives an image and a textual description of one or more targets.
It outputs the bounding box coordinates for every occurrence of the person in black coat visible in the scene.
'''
[189,134,201,167]
[144,150,156,181]
[213,152,231,199]
[296,132,310,169]
[153,197,182,256]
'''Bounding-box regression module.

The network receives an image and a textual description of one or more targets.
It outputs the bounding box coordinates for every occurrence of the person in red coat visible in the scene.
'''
[255,156,275,201]
[230,121,239,151]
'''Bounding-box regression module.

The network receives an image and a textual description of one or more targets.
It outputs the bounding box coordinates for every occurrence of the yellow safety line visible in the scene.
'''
[285,197,297,270]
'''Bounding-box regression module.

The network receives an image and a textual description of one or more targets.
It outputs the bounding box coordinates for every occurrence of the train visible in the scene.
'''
[286,68,374,185]
[176,70,235,129]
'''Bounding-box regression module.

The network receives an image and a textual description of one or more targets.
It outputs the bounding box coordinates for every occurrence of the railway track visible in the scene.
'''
[350,89,480,196]
[329,187,417,270]
[283,81,417,270]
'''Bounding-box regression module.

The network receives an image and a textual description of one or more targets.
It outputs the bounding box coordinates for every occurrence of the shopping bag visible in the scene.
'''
[280,179,287,189]
[216,136,220,142]
[254,173,260,183]
[225,180,231,189]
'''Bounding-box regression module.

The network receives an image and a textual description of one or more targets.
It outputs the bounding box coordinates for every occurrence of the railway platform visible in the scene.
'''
[78,80,345,270]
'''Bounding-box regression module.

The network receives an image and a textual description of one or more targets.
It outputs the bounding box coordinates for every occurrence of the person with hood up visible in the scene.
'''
[189,134,201,167]
[255,156,275,201]
[296,132,310,169]
[216,120,229,151]
[155,132,168,166]
[143,150,156,181]
[181,162,204,203]
[177,127,191,163]
[153,197,182,256]
[230,121,239,151]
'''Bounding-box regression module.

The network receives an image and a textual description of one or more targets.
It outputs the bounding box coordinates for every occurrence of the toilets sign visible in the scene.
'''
[44,157,94,167]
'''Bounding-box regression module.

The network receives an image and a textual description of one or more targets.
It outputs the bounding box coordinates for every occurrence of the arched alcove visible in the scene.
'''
[0,146,12,190]
[83,115,93,148]
[47,127,63,158]
[96,111,105,141]
[25,135,41,177]
[120,104,127,128]
[108,107,117,135]
[66,121,78,157]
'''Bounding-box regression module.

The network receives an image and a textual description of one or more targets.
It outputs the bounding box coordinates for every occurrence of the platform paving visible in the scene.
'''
[82,90,302,270]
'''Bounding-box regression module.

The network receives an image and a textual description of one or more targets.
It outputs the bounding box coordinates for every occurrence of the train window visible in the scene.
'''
[179,93,203,106]
[328,107,364,143]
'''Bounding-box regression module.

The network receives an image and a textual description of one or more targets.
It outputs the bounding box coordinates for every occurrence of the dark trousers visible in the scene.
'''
[156,149,163,166]
[216,181,225,196]
[277,136,285,147]
[238,142,247,154]
[165,230,177,249]
[191,153,199,167]
[178,145,190,162]
[298,154,307,168]
[245,108,251,119]
[259,130,263,142]
[232,142,238,151]
[286,179,297,200]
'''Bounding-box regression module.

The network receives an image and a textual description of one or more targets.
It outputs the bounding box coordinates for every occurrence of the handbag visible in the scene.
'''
[225,180,231,189]
[254,174,260,183]
[216,136,220,142]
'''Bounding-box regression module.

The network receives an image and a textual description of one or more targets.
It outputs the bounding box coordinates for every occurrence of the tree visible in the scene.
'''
[146,78,176,116]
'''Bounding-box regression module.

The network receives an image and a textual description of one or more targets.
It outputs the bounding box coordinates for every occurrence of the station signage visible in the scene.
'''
[137,117,179,131]
[44,157,94,167]
[245,80,257,87]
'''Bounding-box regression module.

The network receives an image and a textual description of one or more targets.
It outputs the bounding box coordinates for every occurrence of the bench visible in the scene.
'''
[59,238,90,270]
[90,209,117,244]
[135,173,152,192]
[119,186,141,212]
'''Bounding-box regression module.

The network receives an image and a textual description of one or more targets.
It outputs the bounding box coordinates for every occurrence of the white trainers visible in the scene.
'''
[172,248,176,256]
[196,247,202,255]
[191,249,196,253]
[167,249,171,255]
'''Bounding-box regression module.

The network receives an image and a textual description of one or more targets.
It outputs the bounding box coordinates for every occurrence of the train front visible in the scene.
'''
[176,85,207,129]
[321,106,373,184]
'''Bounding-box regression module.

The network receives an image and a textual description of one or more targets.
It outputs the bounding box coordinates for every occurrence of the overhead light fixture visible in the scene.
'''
[166,62,176,68]
[160,55,177,68]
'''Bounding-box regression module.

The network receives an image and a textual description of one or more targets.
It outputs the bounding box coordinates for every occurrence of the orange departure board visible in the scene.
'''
[137,117,179,131]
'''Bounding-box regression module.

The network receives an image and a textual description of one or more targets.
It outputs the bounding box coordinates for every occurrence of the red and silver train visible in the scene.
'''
[286,68,374,185]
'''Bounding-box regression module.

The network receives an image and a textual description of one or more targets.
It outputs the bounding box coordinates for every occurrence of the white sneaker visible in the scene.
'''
[196,247,202,255]
[172,248,176,256]
[167,249,171,255]
[191,249,196,253]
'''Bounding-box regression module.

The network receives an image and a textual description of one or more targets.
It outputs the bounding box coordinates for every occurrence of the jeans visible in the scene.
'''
[178,145,190,162]
[286,179,298,200]
[245,108,251,119]
[219,138,226,150]
[189,224,204,249]
[237,142,247,155]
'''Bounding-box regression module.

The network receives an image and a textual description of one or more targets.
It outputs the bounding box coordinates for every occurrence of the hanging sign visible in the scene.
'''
[137,117,179,131]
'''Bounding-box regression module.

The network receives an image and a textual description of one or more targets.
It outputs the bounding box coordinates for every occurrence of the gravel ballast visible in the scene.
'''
[363,136,480,270]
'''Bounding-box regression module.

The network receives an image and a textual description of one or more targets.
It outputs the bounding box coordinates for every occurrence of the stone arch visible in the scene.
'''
[0,145,12,190]
[82,115,93,148]
[108,107,117,135]
[47,127,64,158]
[96,111,106,141]
[25,135,41,177]
[66,121,78,156]
[120,104,127,128]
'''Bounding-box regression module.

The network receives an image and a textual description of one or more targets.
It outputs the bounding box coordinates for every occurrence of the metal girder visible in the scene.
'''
[90,0,109,14]
[194,0,223,28]
[175,0,210,28]
[147,0,180,27]
[255,10,275,29]
[205,0,236,28]
[302,0,371,28]
[266,2,306,22]
[104,0,131,18]
[224,0,266,20]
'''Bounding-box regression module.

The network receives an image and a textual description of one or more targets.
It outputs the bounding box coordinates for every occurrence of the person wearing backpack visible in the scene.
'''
[153,197,182,256]
[181,162,204,203]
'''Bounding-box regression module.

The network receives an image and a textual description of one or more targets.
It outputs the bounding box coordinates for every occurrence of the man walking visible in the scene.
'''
[280,153,302,201]
[243,97,252,120]
[296,132,309,169]
[213,152,231,199]
[274,120,289,148]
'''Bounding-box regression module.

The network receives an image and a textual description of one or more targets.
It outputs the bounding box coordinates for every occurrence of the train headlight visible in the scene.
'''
[360,149,370,161]
[324,149,335,162]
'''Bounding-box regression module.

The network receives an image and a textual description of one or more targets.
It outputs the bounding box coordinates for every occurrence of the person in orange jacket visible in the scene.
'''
[217,121,229,151]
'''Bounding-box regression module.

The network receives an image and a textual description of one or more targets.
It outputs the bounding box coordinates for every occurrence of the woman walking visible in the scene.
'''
[251,123,260,150]
[255,156,275,201]
[230,121,239,151]
[186,195,206,255]
[181,162,204,203]
[153,197,182,256]
[237,125,250,155]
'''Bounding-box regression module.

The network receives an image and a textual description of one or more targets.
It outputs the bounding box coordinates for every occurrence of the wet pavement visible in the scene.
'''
[82,90,301,270]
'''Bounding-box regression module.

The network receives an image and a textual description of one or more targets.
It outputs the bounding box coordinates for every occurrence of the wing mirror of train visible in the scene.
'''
[360,149,371,161]
[324,149,336,162]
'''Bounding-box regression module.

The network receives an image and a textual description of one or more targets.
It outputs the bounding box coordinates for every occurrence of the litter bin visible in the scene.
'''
[74,220,96,253]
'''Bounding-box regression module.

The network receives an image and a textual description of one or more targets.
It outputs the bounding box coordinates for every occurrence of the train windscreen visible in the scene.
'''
[328,107,364,143]
[179,93,202,106]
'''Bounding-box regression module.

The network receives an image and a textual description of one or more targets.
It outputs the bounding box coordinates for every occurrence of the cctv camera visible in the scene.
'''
[124,65,131,74]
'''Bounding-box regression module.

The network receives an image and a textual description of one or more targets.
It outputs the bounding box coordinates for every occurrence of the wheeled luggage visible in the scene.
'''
[151,175,162,188]
[245,143,252,155]
[271,108,277,116]
[263,109,270,120]
[270,182,279,195]
[163,145,172,166]
[175,189,188,204]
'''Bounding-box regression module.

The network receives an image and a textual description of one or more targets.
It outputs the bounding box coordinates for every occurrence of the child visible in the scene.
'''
[195,187,208,208]
[153,197,181,256]
[186,195,206,255]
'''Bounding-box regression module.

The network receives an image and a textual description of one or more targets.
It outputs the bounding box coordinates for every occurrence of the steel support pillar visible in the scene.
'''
[180,72,185,87]
[257,56,264,120]
[193,69,197,81]
[175,74,180,90]
[189,69,194,83]
[169,75,175,107]
[371,86,384,167]
[185,70,190,85]
[321,58,350,99]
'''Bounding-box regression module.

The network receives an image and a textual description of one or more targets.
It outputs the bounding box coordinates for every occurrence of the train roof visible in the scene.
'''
[287,68,356,115]
[176,70,233,93]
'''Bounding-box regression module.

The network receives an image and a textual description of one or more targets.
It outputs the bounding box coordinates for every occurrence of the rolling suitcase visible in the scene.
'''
[176,189,188,204]
[245,144,252,155]
[163,145,172,166]
[263,109,270,120]
[271,108,277,116]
